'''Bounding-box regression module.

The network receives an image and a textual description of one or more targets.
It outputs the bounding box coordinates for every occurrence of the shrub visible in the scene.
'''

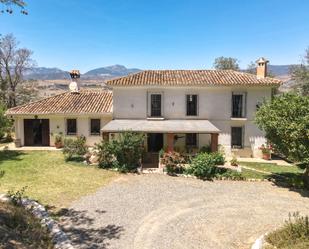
[7,186,28,206]
[96,131,145,172]
[96,141,119,169]
[185,152,226,179]
[265,213,309,249]
[62,135,88,161]
[161,151,186,174]
[186,153,218,179]
[211,152,225,165]
[215,168,245,180]
[199,145,211,153]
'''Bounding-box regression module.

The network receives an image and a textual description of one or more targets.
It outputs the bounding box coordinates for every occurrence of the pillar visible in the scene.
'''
[211,133,219,152]
[167,133,174,152]
[102,132,110,142]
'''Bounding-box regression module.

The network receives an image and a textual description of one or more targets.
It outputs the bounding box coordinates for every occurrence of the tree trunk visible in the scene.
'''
[303,166,309,189]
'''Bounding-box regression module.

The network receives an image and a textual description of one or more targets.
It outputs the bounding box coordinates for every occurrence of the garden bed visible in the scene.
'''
[0,201,54,249]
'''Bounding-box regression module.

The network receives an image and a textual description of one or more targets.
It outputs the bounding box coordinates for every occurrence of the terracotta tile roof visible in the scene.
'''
[107,70,282,86]
[6,89,112,115]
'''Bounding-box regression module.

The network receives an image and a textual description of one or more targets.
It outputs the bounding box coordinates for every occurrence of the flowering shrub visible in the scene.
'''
[161,151,186,174]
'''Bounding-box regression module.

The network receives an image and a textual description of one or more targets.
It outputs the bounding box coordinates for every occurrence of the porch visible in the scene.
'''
[101,119,220,168]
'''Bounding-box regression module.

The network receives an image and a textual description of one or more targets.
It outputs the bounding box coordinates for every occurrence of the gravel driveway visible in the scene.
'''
[60,174,309,249]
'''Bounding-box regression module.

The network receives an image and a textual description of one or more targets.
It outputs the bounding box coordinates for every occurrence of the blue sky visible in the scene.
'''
[1,0,309,73]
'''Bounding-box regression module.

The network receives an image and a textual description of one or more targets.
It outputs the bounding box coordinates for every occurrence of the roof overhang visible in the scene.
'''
[101,119,220,133]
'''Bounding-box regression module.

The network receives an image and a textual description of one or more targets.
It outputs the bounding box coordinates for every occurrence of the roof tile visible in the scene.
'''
[107,70,282,86]
[6,89,112,115]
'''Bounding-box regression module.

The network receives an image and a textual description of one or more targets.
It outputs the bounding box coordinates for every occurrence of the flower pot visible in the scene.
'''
[14,139,21,148]
[262,153,271,160]
[55,142,63,149]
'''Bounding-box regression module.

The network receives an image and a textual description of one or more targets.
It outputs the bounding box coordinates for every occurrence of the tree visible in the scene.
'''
[0,0,27,15]
[246,61,256,74]
[255,93,309,188]
[0,102,11,139]
[290,48,309,96]
[213,56,239,70]
[0,34,35,108]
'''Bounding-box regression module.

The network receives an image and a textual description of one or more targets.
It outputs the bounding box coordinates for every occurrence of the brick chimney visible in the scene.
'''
[69,70,80,93]
[256,58,269,79]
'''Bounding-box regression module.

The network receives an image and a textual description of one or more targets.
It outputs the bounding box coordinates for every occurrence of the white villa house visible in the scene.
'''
[6,58,281,161]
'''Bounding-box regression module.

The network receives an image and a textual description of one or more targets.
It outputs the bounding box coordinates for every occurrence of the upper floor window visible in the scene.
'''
[186,94,198,116]
[150,94,162,117]
[232,92,246,118]
[90,119,101,135]
[67,119,77,135]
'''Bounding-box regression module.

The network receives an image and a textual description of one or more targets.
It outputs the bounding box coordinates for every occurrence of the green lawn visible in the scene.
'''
[239,162,303,174]
[240,162,305,188]
[0,151,118,209]
[240,168,270,180]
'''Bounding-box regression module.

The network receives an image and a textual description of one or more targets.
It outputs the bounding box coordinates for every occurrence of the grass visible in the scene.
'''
[0,201,54,249]
[0,151,118,209]
[239,162,303,174]
[240,168,270,180]
[239,161,305,188]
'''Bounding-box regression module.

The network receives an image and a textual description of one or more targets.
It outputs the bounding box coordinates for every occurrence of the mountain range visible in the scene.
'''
[24,64,294,81]
[24,65,141,80]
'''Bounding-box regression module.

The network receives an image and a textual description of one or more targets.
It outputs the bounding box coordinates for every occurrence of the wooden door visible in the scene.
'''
[41,119,50,146]
[24,119,34,146]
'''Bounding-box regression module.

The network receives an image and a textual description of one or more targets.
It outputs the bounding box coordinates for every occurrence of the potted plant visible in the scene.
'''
[230,156,238,166]
[54,133,63,148]
[259,144,272,160]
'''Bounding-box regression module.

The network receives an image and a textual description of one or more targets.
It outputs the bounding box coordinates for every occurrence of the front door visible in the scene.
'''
[24,119,50,146]
[147,133,163,152]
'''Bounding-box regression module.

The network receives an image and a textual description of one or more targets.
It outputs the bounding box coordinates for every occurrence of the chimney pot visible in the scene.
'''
[256,57,269,79]
[69,69,80,93]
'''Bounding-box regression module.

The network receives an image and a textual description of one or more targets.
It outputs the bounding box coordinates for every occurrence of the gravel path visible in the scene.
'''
[60,174,309,249]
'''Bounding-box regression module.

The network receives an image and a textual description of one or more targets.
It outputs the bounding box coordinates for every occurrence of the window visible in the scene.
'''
[67,119,77,135]
[231,127,243,148]
[186,133,197,147]
[232,92,246,118]
[186,94,198,116]
[150,94,162,117]
[90,119,101,135]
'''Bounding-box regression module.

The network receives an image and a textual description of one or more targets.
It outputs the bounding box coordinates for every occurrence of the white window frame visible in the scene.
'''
[186,94,199,116]
[89,118,101,136]
[147,91,164,117]
[66,118,77,136]
[231,91,247,118]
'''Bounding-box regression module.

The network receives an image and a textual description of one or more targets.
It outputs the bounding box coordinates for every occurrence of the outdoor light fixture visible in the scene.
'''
[34,115,38,119]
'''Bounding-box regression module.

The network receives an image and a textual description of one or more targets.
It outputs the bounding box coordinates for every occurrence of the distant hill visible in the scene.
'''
[83,65,141,79]
[24,65,141,81]
[268,65,293,77]
[24,67,70,80]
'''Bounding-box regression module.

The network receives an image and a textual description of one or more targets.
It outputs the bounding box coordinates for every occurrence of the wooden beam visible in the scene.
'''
[211,133,219,152]
[167,133,174,152]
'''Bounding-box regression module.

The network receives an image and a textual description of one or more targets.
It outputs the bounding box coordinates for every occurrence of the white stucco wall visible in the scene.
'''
[13,114,112,147]
[112,86,272,157]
